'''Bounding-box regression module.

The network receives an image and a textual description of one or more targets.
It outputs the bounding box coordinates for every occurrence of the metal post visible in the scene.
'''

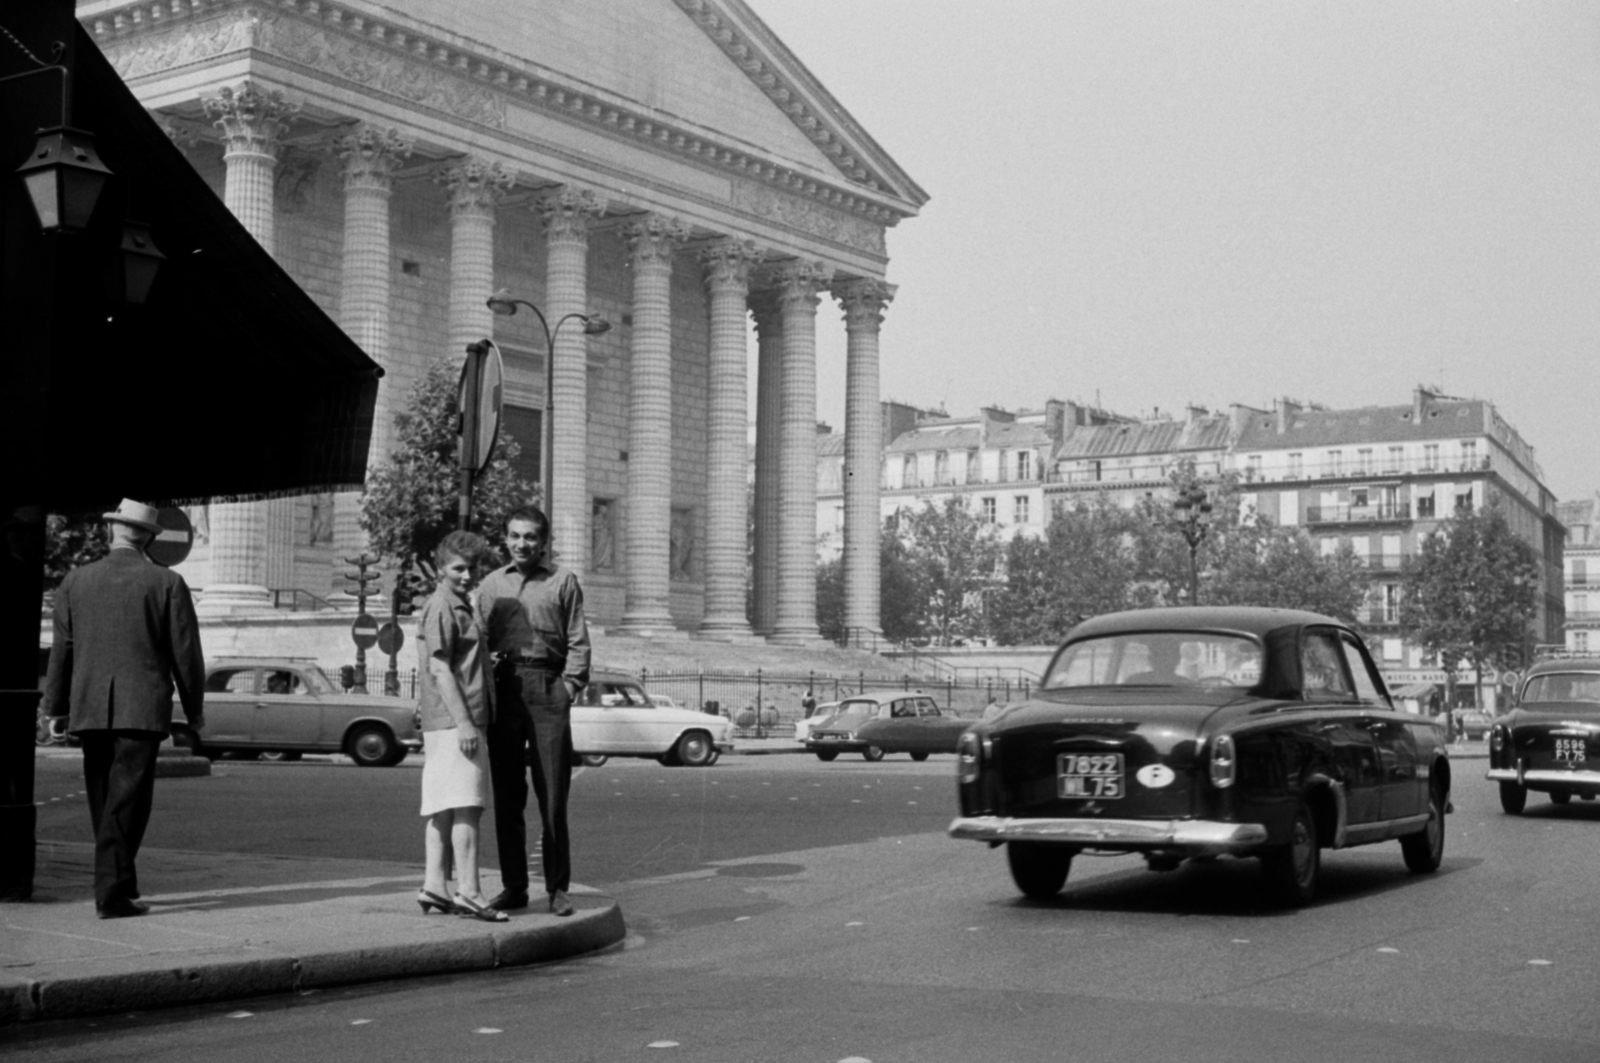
[458,341,486,529]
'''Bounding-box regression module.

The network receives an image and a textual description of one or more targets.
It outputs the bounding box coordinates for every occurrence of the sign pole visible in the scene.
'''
[459,340,485,530]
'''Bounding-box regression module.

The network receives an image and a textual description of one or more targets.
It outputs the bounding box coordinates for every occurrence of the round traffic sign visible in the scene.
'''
[377,621,405,656]
[147,506,195,568]
[351,613,379,650]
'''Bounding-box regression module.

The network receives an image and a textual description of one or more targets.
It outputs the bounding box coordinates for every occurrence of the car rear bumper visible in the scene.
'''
[948,815,1269,855]
[1486,767,1600,787]
[806,736,865,752]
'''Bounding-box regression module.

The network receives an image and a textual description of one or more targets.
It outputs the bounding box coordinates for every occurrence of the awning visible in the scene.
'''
[1392,683,1438,699]
[2,21,381,514]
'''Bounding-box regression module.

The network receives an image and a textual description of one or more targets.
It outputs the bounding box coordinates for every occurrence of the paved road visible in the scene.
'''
[10,752,1599,1061]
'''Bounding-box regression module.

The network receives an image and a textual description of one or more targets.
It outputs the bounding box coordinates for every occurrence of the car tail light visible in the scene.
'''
[957,731,982,784]
[1490,726,1505,753]
[1208,734,1237,789]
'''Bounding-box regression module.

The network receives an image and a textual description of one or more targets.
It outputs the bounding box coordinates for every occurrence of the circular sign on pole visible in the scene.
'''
[458,339,504,476]
[147,506,195,568]
[376,622,405,657]
[351,613,379,650]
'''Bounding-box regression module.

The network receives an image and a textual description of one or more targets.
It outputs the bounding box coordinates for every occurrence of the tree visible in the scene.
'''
[360,358,539,612]
[43,512,109,591]
[1400,505,1540,705]
[1206,522,1368,624]
[889,496,1003,645]
[988,495,1141,645]
[815,556,845,644]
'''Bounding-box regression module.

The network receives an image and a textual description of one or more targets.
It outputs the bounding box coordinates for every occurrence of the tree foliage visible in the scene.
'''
[881,498,1003,645]
[360,357,539,612]
[814,515,954,646]
[43,512,109,590]
[989,499,1142,645]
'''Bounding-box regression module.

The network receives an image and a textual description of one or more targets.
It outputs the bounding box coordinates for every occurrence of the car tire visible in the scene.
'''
[1400,781,1446,873]
[910,751,930,762]
[862,746,885,763]
[347,724,402,768]
[1261,801,1320,907]
[1550,789,1572,806]
[1498,780,1527,815]
[815,750,838,762]
[673,731,717,767]
[1006,842,1073,899]
[579,754,608,767]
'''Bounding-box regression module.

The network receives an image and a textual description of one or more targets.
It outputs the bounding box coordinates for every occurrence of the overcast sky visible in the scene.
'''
[749,0,1598,501]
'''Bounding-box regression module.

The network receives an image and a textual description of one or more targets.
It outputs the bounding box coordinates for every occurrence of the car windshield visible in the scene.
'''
[1042,631,1263,690]
[827,699,880,720]
[1521,672,1600,708]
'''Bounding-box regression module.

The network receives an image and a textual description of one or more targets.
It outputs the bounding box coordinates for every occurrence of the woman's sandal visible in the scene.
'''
[454,893,510,922]
[417,889,457,915]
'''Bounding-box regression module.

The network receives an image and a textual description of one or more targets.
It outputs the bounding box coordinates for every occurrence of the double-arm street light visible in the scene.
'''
[485,289,610,520]
[1172,484,1213,606]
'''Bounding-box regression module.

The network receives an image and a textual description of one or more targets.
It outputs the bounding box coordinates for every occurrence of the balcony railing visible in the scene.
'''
[1242,454,1494,485]
[1356,554,1405,570]
[1305,503,1412,524]
[1358,606,1401,625]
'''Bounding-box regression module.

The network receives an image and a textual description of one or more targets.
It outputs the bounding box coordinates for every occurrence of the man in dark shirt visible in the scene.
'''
[476,506,590,916]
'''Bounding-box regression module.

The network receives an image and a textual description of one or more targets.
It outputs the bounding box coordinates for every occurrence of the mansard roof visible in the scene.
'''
[885,416,1053,455]
[1233,400,1491,451]
[1057,416,1234,460]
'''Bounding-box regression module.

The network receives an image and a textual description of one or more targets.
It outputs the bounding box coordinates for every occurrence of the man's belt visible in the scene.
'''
[499,652,564,672]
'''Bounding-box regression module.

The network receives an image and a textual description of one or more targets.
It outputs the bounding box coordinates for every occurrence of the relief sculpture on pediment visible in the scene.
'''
[105,16,257,81]
[731,180,885,256]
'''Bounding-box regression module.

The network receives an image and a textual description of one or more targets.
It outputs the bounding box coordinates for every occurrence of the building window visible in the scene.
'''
[903,455,916,487]
[1460,440,1478,470]
[1288,452,1303,478]
[1382,638,1403,662]
[1013,495,1030,524]
[1455,488,1474,514]
[1350,487,1369,509]
[979,496,997,524]
[1415,489,1435,519]
[1575,559,1589,586]
[1576,632,1590,652]
[1382,534,1402,568]
[1356,448,1373,474]
[1574,592,1588,617]
[1422,443,1439,471]
[1016,450,1032,481]
[934,450,949,484]
[1381,584,1400,624]
[1325,450,1342,477]
[1386,445,1404,473]
[1245,454,1262,480]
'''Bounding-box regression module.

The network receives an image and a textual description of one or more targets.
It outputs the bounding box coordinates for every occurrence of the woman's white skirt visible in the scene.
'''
[420,728,490,816]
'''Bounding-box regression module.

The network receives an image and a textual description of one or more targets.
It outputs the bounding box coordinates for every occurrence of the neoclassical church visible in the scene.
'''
[79,0,925,643]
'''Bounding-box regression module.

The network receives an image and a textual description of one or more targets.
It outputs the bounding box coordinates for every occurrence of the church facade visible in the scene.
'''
[79,0,925,642]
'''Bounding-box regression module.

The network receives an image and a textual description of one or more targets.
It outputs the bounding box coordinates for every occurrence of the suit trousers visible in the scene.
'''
[79,731,162,907]
[487,667,573,895]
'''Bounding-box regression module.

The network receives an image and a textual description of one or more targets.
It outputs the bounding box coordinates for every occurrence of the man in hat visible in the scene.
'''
[43,499,206,918]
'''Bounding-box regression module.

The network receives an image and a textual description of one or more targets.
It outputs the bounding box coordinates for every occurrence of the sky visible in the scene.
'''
[748,0,1599,501]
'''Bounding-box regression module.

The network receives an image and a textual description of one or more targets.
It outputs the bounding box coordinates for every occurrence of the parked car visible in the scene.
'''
[794,700,841,743]
[949,607,1450,906]
[1487,654,1600,813]
[1456,710,1493,741]
[571,670,733,767]
[807,693,960,761]
[178,659,421,767]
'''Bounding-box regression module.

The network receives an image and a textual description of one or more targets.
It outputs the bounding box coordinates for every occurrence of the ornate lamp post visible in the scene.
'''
[1172,484,1213,605]
[485,289,610,517]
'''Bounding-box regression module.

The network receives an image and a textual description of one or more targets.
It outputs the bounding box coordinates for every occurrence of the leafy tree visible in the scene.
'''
[43,512,109,590]
[360,358,539,612]
[878,515,927,644]
[1205,522,1368,623]
[1400,505,1540,703]
[988,495,1141,644]
[888,496,1002,645]
[815,556,845,644]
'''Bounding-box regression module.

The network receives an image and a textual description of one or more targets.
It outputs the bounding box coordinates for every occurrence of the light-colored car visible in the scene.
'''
[793,700,841,743]
[572,670,733,767]
[806,693,961,762]
[177,658,421,767]
[649,693,685,711]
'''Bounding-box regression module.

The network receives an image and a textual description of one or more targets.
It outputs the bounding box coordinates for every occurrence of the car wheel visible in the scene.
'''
[815,750,838,762]
[673,731,716,767]
[1261,801,1319,907]
[1006,842,1073,899]
[347,724,401,767]
[579,754,608,767]
[1498,780,1527,815]
[862,745,885,763]
[1400,782,1446,873]
[1550,789,1572,806]
[910,751,930,762]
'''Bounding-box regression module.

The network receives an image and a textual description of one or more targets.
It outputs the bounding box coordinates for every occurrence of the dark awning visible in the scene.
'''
[1391,683,1438,699]
[1,21,381,514]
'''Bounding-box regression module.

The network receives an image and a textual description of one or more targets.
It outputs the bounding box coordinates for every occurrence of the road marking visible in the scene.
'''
[226,1011,253,1019]
[1529,959,1553,966]
[1377,947,1400,954]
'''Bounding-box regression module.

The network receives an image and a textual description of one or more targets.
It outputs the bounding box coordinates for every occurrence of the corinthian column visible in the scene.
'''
[536,187,605,570]
[617,214,689,635]
[437,159,512,359]
[771,261,831,644]
[197,82,296,613]
[835,279,895,646]
[332,126,411,578]
[698,239,762,637]
[748,291,782,635]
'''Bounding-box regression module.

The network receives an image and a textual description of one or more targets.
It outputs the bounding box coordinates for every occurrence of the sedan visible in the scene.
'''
[1487,654,1600,813]
[571,670,733,767]
[949,607,1450,906]
[793,701,840,743]
[178,658,421,767]
[807,693,958,762]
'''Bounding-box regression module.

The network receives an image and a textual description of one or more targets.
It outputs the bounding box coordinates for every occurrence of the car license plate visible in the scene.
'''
[1555,737,1587,763]
[1058,753,1124,799]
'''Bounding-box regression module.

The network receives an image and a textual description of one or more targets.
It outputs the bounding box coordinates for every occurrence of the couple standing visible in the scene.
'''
[416,506,590,921]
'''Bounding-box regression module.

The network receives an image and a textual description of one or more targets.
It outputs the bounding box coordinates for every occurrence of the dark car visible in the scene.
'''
[807,693,957,762]
[948,607,1450,906]
[1487,654,1600,813]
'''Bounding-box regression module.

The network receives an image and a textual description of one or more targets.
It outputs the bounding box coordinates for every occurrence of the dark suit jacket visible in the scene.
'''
[43,547,205,735]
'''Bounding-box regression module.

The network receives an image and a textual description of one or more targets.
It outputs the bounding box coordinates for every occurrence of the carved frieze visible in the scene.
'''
[104,15,258,81]
[732,179,885,257]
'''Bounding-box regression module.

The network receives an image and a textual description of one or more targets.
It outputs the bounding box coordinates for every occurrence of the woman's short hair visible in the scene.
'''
[434,530,489,569]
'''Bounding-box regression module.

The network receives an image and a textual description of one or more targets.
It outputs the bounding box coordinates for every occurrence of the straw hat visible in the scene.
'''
[102,498,164,534]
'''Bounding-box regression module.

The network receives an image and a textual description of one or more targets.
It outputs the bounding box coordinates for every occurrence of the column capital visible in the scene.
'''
[624,213,690,270]
[700,238,761,291]
[747,289,783,338]
[535,186,606,243]
[338,125,412,193]
[202,81,297,161]
[834,278,897,329]
[435,158,513,219]
[770,259,831,312]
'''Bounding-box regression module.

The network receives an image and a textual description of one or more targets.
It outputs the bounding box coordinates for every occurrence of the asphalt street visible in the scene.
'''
[8,750,1600,1062]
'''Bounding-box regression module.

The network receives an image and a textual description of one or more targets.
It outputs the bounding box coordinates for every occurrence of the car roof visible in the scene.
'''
[1068,606,1346,641]
[1525,655,1600,677]
[208,658,321,669]
[589,669,645,685]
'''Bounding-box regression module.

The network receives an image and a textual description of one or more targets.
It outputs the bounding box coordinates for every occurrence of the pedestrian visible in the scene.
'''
[801,688,817,719]
[414,530,505,922]
[42,499,206,919]
[477,506,590,917]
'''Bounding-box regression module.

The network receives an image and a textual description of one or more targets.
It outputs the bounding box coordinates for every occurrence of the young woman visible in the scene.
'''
[415,530,506,922]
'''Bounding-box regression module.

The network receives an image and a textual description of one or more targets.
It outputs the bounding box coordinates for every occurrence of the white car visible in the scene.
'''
[794,701,841,742]
[650,693,685,710]
[571,671,733,767]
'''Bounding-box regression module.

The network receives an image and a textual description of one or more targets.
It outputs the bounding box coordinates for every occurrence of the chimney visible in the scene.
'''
[1045,399,1066,444]
[1412,385,1434,423]
[1185,404,1209,426]
[1231,402,1265,436]
[1275,397,1302,434]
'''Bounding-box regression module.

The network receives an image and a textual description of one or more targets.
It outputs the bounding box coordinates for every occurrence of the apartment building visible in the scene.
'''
[1557,495,1599,653]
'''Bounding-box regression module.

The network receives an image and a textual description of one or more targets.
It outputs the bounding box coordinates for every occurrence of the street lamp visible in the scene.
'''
[1172,484,1213,605]
[485,289,610,518]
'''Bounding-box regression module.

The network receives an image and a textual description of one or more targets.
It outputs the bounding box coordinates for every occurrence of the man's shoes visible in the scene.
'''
[548,890,574,917]
[488,888,529,911]
[97,897,150,920]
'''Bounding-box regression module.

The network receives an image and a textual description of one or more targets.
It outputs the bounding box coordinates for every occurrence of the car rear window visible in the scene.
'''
[1042,632,1262,690]
[1521,672,1600,708]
